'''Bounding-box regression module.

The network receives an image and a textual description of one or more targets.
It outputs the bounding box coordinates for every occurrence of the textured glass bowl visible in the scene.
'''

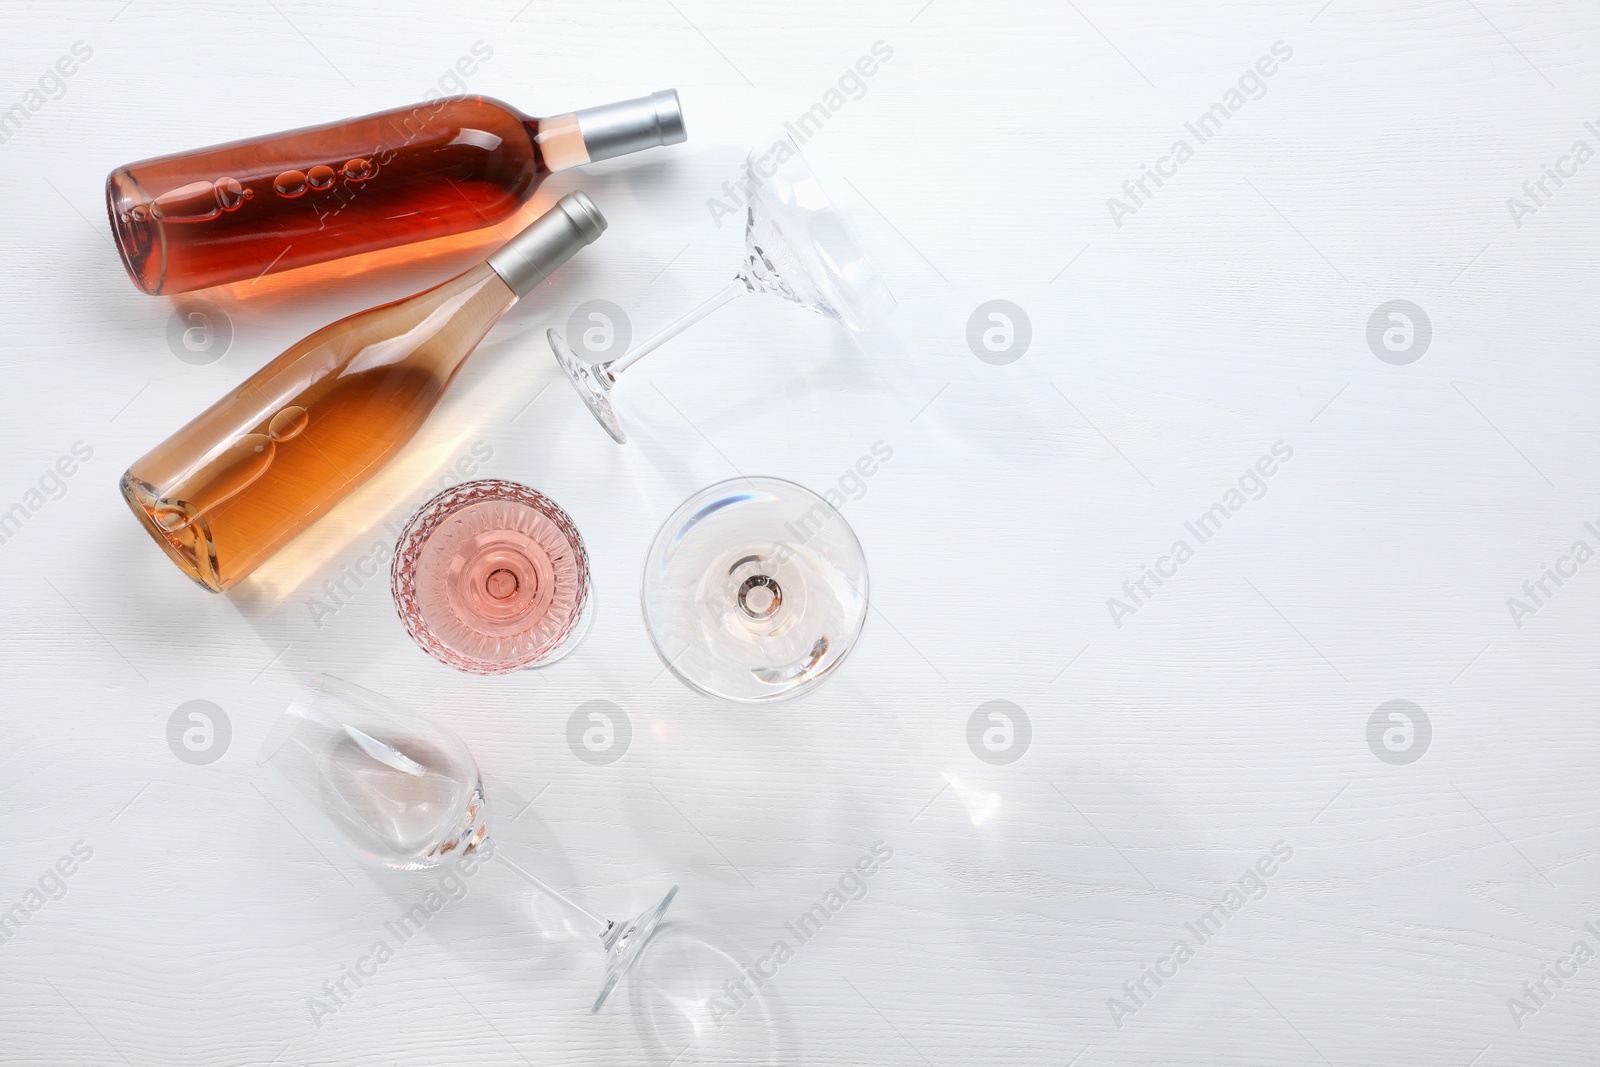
[391,479,591,674]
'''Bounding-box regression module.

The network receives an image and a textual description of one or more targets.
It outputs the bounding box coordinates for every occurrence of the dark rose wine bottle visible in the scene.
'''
[106,90,682,295]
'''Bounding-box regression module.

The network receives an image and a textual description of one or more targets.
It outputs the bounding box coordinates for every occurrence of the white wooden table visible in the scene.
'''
[2,1,1596,1064]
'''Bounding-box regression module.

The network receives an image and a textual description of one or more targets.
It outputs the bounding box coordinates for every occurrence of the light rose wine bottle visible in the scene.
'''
[107,89,682,294]
[120,192,606,593]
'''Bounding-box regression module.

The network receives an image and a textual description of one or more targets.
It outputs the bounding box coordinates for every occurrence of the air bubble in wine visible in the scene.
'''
[267,406,309,442]
[274,170,308,198]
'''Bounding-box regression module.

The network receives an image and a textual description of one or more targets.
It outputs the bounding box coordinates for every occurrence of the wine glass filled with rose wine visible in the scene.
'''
[390,479,592,675]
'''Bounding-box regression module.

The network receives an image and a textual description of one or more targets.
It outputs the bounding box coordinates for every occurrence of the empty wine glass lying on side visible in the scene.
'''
[259,674,676,1012]
[547,138,895,442]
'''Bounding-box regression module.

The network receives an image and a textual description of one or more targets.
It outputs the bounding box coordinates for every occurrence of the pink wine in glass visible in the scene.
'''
[391,480,591,674]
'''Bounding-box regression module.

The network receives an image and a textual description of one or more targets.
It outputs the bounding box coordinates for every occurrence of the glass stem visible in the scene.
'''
[605,278,746,380]
[492,845,611,937]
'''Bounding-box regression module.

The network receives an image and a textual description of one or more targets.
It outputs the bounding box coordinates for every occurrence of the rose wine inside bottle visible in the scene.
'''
[120,192,606,592]
[107,91,681,294]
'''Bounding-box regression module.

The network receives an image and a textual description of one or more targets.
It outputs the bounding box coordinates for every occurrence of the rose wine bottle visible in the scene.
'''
[107,90,681,294]
[120,192,606,593]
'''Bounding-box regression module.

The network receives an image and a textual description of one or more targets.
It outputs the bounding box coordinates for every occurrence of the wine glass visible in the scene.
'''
[641,477,869,703]
[547,138,895,443]
[627,922,790,1064]
[258,674,677,1012]
[391,479,592,675]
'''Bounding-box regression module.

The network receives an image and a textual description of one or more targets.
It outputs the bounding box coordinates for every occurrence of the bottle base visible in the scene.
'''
[120,472,222,592]
[106,168,165,296]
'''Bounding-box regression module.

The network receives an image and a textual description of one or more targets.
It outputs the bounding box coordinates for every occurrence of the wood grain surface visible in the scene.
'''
[1,0,1596,1064]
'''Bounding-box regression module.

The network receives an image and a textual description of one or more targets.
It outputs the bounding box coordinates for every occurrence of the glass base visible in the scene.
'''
[532,582,594,669]
[594,885,678,1013]
[548,328,626,444]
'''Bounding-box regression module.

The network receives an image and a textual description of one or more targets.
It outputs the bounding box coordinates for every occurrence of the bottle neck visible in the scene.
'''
[529,90,686,173]
[529,113,590,173]
[486,192,608,297]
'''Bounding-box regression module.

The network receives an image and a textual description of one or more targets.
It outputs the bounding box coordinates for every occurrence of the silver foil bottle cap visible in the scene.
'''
[487,192,607,297]
[575,89,687,163]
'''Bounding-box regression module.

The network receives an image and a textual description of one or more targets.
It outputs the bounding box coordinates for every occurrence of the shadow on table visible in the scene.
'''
[626,917,796,1066]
